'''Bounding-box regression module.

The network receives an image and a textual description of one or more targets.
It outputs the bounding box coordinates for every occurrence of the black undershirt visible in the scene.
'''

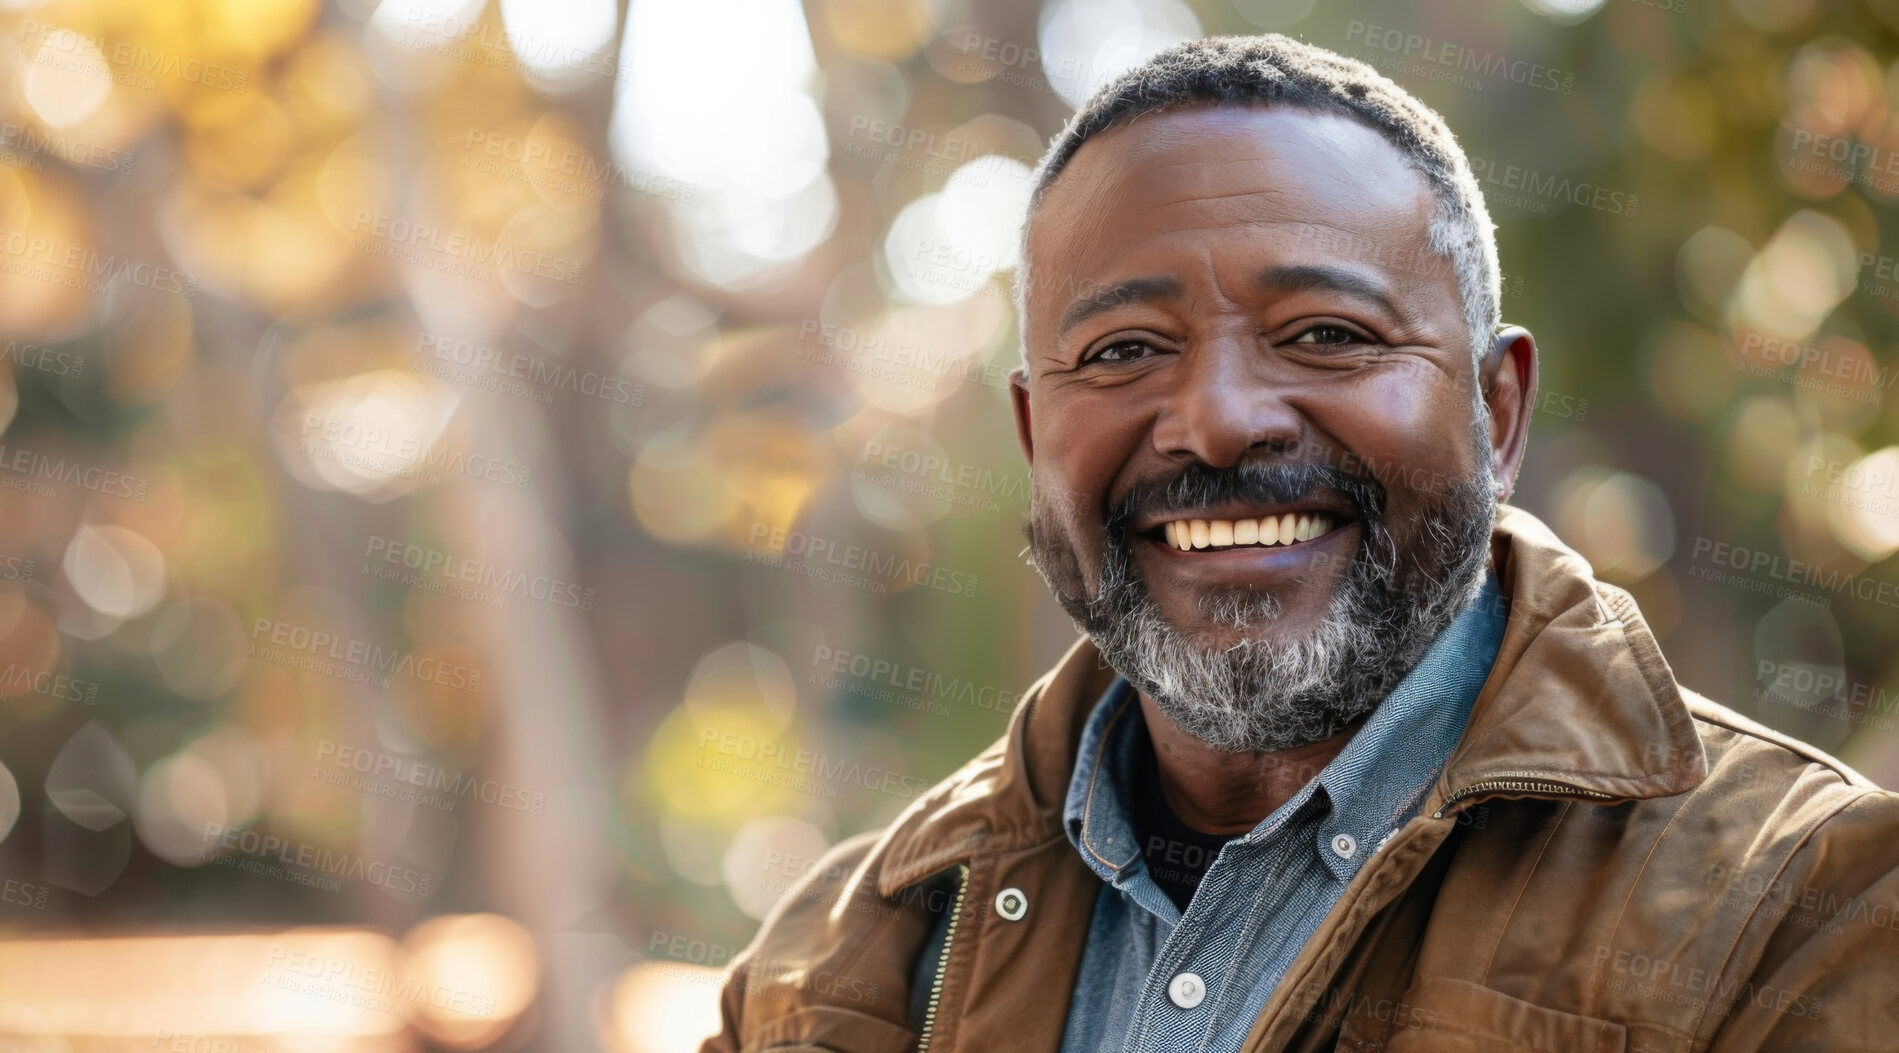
[1135,744,1238,913]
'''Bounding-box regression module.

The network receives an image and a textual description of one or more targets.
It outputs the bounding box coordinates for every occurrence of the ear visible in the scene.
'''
[1009,366,1034,466]
[1480,326,1537,501]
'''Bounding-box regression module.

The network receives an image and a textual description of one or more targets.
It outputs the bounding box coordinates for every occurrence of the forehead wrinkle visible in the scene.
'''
[1146,186,1290,212]
[1026,113,1444,351]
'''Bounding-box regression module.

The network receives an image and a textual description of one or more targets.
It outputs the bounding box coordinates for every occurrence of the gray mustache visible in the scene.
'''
[1106,460,1385,537]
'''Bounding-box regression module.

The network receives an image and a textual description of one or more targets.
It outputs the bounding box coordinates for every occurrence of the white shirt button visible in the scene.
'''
[1167,971,1206,1009]
[994,887,1027,921]
[1331,833,1357,860]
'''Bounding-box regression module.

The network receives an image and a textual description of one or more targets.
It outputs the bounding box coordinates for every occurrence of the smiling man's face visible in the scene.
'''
[1013,104,1529,752]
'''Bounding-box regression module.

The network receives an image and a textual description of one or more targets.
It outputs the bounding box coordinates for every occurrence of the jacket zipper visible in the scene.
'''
[1432,776,1615,818]
[914,862,969,1053]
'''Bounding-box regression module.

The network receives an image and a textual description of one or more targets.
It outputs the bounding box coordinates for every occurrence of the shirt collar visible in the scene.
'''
[1062,676,1143,880]
[1304,570,1508,879]
[1062,571,1509,885]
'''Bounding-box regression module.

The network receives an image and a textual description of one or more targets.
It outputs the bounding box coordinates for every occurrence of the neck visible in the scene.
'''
[1137,690,1362,835]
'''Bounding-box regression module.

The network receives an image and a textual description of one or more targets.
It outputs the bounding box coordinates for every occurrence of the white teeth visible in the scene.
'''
[1161,513,1335,551]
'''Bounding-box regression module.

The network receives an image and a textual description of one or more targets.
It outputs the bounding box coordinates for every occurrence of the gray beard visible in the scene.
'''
[1026,460,1496,754]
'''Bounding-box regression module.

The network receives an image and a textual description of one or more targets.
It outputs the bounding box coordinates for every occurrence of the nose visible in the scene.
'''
[1149,337,1301,467]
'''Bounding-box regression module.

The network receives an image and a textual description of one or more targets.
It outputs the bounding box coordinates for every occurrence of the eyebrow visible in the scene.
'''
[1054,264,1414,344]
[1057,276,1183,341]
[1256,264,1406,321]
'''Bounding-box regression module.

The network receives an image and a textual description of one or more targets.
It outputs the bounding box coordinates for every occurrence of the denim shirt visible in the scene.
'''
[1057,573,1507,1052]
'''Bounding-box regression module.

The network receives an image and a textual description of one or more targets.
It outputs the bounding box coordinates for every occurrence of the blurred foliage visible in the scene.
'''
[0,0,1896,1047]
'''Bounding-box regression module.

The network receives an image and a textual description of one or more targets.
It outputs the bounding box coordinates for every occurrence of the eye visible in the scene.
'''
[1286,323,1367,346]
[1086,339,1161,364]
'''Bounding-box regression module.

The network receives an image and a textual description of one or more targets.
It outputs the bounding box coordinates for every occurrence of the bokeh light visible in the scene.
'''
[0,1,1894,1049]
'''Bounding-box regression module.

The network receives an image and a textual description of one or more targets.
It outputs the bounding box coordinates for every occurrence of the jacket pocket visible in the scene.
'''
[1347,977,1626,1053]
[742,1005,918,1053]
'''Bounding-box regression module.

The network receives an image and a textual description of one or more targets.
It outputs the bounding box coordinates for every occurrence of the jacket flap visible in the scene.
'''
[1429,507,1705,812]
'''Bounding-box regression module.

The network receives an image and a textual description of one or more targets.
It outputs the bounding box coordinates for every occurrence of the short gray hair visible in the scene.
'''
[1013,34,1500,384]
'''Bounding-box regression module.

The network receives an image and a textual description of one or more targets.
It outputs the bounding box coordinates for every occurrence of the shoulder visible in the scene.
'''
[1673,697,1899,1046]
[1683,690,1895,827]
[1651,690,1899,898]
[704,828,949,1052]
[703,719,1052,1049]
[1442,692,1899,1047]
[1687,691,1879,788]
[733,827,951,978]
[1627,691,1899,966]
[1478,689,1899,977]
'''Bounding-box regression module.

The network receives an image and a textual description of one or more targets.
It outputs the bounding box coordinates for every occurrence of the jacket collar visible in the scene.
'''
[875,505,1707,897]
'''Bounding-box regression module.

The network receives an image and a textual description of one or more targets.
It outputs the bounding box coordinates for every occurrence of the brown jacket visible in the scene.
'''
[702,507,1899,1052]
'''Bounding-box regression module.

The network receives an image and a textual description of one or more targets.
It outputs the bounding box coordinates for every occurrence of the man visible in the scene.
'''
[703,34,1899,1053]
